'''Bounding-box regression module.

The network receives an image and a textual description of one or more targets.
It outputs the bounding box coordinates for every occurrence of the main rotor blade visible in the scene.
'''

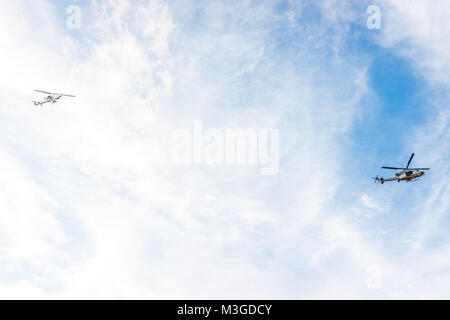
[35,90,53,95]
[57,93,76,97]
[409,168,430,171]
[382,167,404,170]
[406,153,415,169]
[35,90,75,97]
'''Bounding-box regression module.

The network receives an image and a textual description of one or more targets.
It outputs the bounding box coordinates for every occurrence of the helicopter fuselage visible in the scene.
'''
[395,170,425,181]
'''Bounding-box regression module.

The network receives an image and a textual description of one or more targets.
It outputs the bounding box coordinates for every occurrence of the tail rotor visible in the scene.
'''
[372,175,384,184]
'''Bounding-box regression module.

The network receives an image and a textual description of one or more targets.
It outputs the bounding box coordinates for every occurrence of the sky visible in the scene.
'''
[0,0,449,299]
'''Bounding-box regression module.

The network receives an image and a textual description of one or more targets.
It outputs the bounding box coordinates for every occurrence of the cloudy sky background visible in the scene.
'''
[0,0,449,299]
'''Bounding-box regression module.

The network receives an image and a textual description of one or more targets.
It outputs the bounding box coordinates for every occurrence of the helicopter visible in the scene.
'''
[32,90,75,106]
[373,153,430,184]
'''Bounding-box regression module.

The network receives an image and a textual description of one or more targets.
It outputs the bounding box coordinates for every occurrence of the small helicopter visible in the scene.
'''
[33,90,75,107]
[373,153,430,184]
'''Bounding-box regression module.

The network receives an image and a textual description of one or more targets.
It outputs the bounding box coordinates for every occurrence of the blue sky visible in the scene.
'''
[0,0,449,299]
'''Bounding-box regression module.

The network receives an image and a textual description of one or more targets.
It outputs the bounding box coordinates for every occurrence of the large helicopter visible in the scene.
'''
[373,153,430,184]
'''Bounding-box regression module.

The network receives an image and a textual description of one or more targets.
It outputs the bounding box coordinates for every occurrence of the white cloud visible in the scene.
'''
[379,0,450,83]
[360,193,379,210]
